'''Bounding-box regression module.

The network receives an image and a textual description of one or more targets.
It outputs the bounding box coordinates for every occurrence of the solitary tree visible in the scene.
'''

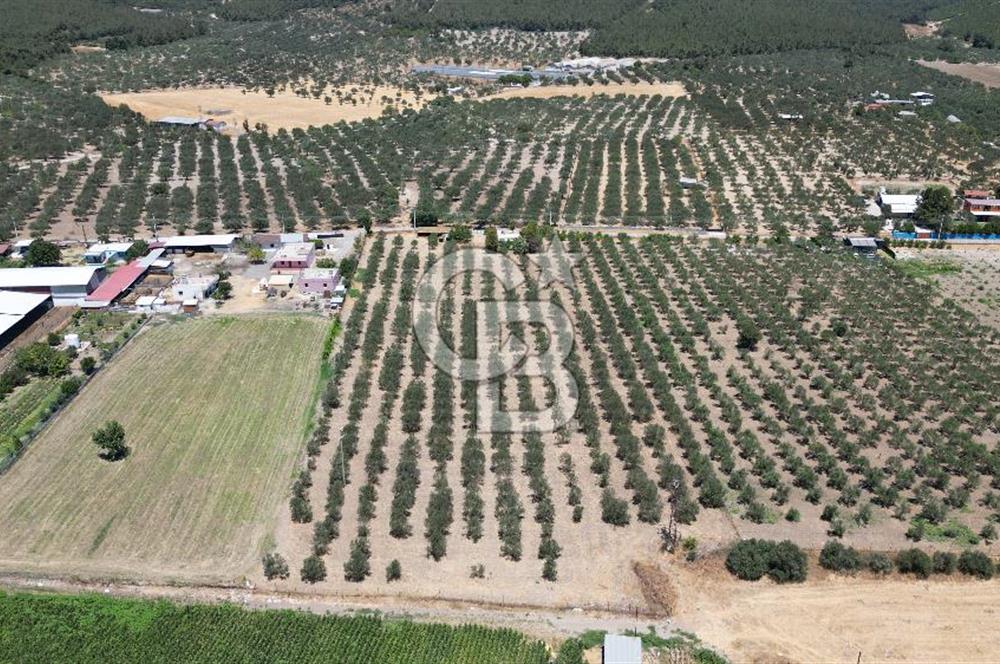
[915,185,953,226]
[24,239,61,267]
[92,420,128,461]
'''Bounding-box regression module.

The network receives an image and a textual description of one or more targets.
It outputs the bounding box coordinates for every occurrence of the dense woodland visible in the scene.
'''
[931,0,1000,49]
[0,0,204,76]
[393,0,979,58]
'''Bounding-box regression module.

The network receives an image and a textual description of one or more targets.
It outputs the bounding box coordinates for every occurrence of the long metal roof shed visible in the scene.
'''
[163,234,239,249]
[0,266,101,289]
[0,290,52,315]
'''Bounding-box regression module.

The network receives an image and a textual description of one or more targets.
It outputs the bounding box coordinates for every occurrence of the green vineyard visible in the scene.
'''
[0,592,550,664]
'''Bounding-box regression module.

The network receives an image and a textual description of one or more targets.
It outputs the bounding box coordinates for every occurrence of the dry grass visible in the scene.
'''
[917,60,1000,89]
[101,81,686,133]
[675,558,1000,663]
[0,315,327,582]
[100,85,431,132]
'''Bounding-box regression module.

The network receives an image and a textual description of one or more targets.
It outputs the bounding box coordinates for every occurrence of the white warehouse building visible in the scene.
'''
[0,266,105,306]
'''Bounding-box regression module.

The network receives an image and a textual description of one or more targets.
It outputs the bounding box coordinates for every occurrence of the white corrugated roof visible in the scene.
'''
[163,234,239,248]
[0,314,24,338]
[603,634,642,664]
[0,290,51,315]
[0,267,100,289]
[85,242,133,254]
[301,268,337,279]
[879,194,919,205]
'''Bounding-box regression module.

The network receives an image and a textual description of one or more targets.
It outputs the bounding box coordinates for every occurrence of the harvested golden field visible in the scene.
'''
[917,59,1000,89]
[101,80,686,133]
[0,315,327,582]
[100,85,431,132]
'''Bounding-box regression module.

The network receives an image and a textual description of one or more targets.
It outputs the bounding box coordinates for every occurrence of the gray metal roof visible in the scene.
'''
[847,237,877,248]
[603,634,642,664]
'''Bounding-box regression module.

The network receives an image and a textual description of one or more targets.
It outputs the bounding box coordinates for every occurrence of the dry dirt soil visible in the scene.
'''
[917,60,1000,89]
[672,557,1000,663]
[101,81,687,132]
[101,85,431,132]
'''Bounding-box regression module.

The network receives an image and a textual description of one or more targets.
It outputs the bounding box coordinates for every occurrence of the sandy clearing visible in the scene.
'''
[903,22,941,39]
[491,81,687,101]
[917,59,1000,89]
[100,85,431,133]
[675,562,1000,663]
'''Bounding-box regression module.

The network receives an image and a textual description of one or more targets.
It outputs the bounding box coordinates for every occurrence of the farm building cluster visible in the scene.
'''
[0,230,359,350]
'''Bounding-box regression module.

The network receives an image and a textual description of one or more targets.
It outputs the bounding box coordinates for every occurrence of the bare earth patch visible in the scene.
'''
[917,59,1000,89]
[903,22,940,39]
[100,85,431,132]
[675,558,1000,663]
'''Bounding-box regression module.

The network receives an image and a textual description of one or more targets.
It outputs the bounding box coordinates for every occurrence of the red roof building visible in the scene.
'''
[964,189,992,199]
[83,261,147,308]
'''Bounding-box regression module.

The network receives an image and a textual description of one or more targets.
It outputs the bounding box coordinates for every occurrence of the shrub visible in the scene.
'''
[344,537,371,582]
[957,550,994,580]
[819,540,862,573]
[290,495,312,523]
[80,356,96,374]
[542,557,558,581]
[932,551,956,574]
[735,316,761,351]
[726,540,770,581]
[785,508,800,522]
[767,540,808,583]
[600,489,630,526]
[300,555,326,583]
[895,549,932,578]
[726,539,807,583]
[866,553,894,575]
[386,559,402,582]
[554,638,585,664]
[262,552,289,580]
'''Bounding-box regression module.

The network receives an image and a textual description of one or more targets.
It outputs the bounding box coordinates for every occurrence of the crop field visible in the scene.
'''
[0,315,327,581]
[269,232,1000,613]
[5,74,994,244]
[0,591,550,664]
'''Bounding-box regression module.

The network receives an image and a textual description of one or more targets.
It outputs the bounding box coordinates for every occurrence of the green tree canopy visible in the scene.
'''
[24,239,61,266]
[92,420,128,461]
[915,185,954,224]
